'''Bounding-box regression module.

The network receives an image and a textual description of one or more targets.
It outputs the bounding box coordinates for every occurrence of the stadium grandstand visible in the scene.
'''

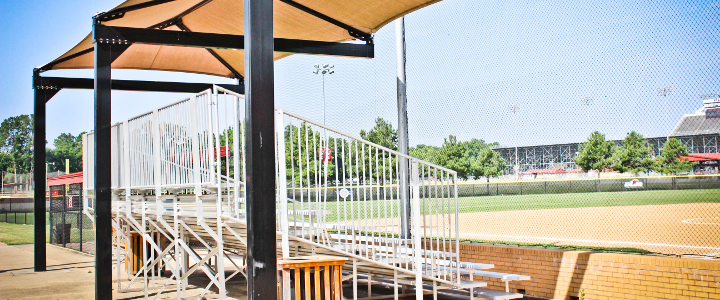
[495,96,720,175]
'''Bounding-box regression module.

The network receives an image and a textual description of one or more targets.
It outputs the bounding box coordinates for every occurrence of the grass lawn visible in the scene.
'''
[0,222,47,245]
[321,189,720,221]
[455,188,720,213]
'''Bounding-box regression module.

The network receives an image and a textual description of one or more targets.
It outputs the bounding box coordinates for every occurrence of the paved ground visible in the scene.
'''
[0,242,247,299]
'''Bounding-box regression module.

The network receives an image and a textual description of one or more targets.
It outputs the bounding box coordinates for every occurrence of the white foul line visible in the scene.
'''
[459,233,720,250]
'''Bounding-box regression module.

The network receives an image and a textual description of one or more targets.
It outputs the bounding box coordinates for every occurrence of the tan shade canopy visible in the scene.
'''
[42,0,441,78]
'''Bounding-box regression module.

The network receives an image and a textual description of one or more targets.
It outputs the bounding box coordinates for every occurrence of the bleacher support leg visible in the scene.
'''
[353,258,358,300]
[394,270,399,299]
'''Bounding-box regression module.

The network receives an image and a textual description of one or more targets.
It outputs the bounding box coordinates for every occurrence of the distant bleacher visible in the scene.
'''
[671,113,720,136]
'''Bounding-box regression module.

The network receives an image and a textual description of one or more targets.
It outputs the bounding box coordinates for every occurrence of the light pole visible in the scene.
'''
[581,96,594,136]
[313,64,335,126]
[509,104,520,178]
[657,86,672,142]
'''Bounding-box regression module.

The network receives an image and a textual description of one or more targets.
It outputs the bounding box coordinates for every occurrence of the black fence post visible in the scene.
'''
[79,210,83,253]
[672,177,677,190]
[62,186,66,248]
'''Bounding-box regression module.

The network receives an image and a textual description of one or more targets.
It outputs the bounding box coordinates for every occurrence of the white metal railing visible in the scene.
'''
[83,87,246,218]
[82,85,461,297]
[275,109,461,285]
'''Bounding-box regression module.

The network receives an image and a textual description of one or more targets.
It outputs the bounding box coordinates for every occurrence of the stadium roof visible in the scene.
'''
[680,153,720,162]
[671,113,720,136]
[47,172,84,186]
[38,0,441,78]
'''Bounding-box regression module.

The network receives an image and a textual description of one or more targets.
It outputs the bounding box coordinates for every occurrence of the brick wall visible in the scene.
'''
[459,243,720,300]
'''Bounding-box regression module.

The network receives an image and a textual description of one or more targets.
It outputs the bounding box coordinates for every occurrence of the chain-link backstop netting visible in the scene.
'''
[274,0,720,258]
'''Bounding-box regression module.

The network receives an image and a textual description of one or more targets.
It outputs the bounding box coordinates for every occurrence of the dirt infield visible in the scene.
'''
[456,203,720,255]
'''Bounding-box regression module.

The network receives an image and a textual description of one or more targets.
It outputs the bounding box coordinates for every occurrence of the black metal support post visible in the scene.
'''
[93,22,129,298]
[33,69,59,272]
[94,37,113,300]
[244,0,277,298]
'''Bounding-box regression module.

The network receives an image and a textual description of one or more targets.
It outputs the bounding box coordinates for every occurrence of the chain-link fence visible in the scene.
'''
[271,0,720,258]
[49,183,94,254]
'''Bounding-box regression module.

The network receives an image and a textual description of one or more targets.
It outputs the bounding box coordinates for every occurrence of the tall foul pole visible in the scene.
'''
[396,17,410,239]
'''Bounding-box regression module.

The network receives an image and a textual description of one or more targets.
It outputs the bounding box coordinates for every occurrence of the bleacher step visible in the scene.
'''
[471,288,524,300]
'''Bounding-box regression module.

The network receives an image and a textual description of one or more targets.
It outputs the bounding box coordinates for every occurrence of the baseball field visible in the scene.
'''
[323,189,720,256]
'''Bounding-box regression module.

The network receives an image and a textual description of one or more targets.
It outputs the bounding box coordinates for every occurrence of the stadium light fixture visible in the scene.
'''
[657,86,672,142]
[313,64,335,125]
[508,104,520,178]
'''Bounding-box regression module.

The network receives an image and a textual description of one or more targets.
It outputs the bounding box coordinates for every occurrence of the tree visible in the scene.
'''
[360,118,398,151]
[284,122,335,186]
[657,138,695,175]
[47,132,85,173]
[610,131,657,176]
[574,131,615,178]
[0,115,34,173]
[409,144,439,163]
[471,148,506,182]
[434,135,472,180]
[464,138,498,159]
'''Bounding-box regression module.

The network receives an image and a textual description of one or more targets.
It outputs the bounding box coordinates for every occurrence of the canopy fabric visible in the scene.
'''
[41,0,441,78]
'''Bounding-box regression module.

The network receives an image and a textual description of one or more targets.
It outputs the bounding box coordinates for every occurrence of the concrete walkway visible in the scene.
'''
[0,242,247,299]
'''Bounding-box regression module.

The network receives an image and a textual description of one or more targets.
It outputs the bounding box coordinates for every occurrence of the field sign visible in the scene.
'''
[624,179,644,188]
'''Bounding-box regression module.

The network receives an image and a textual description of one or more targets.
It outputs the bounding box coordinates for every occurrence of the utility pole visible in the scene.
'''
[658,86,672,142]
[313,64,334,126]
[396,16,411,240]
[509,104,520,178]
[581,96,594,136]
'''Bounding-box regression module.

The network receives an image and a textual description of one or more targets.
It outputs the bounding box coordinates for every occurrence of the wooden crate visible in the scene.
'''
[277,256,347,300]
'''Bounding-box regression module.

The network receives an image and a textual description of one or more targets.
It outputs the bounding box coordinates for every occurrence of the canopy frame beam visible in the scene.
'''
[95,0,177,22]
[279,0,373,42]
[33,76,245,98]
[92,24,374,57]
[175,19,245,80]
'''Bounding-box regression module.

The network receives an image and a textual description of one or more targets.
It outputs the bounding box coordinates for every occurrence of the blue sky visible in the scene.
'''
[1,0,719,149]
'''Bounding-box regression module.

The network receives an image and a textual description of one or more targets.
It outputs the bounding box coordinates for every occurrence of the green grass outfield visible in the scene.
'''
[0,222,47,245]
[321,189,720,221]
[455,188,720,213]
